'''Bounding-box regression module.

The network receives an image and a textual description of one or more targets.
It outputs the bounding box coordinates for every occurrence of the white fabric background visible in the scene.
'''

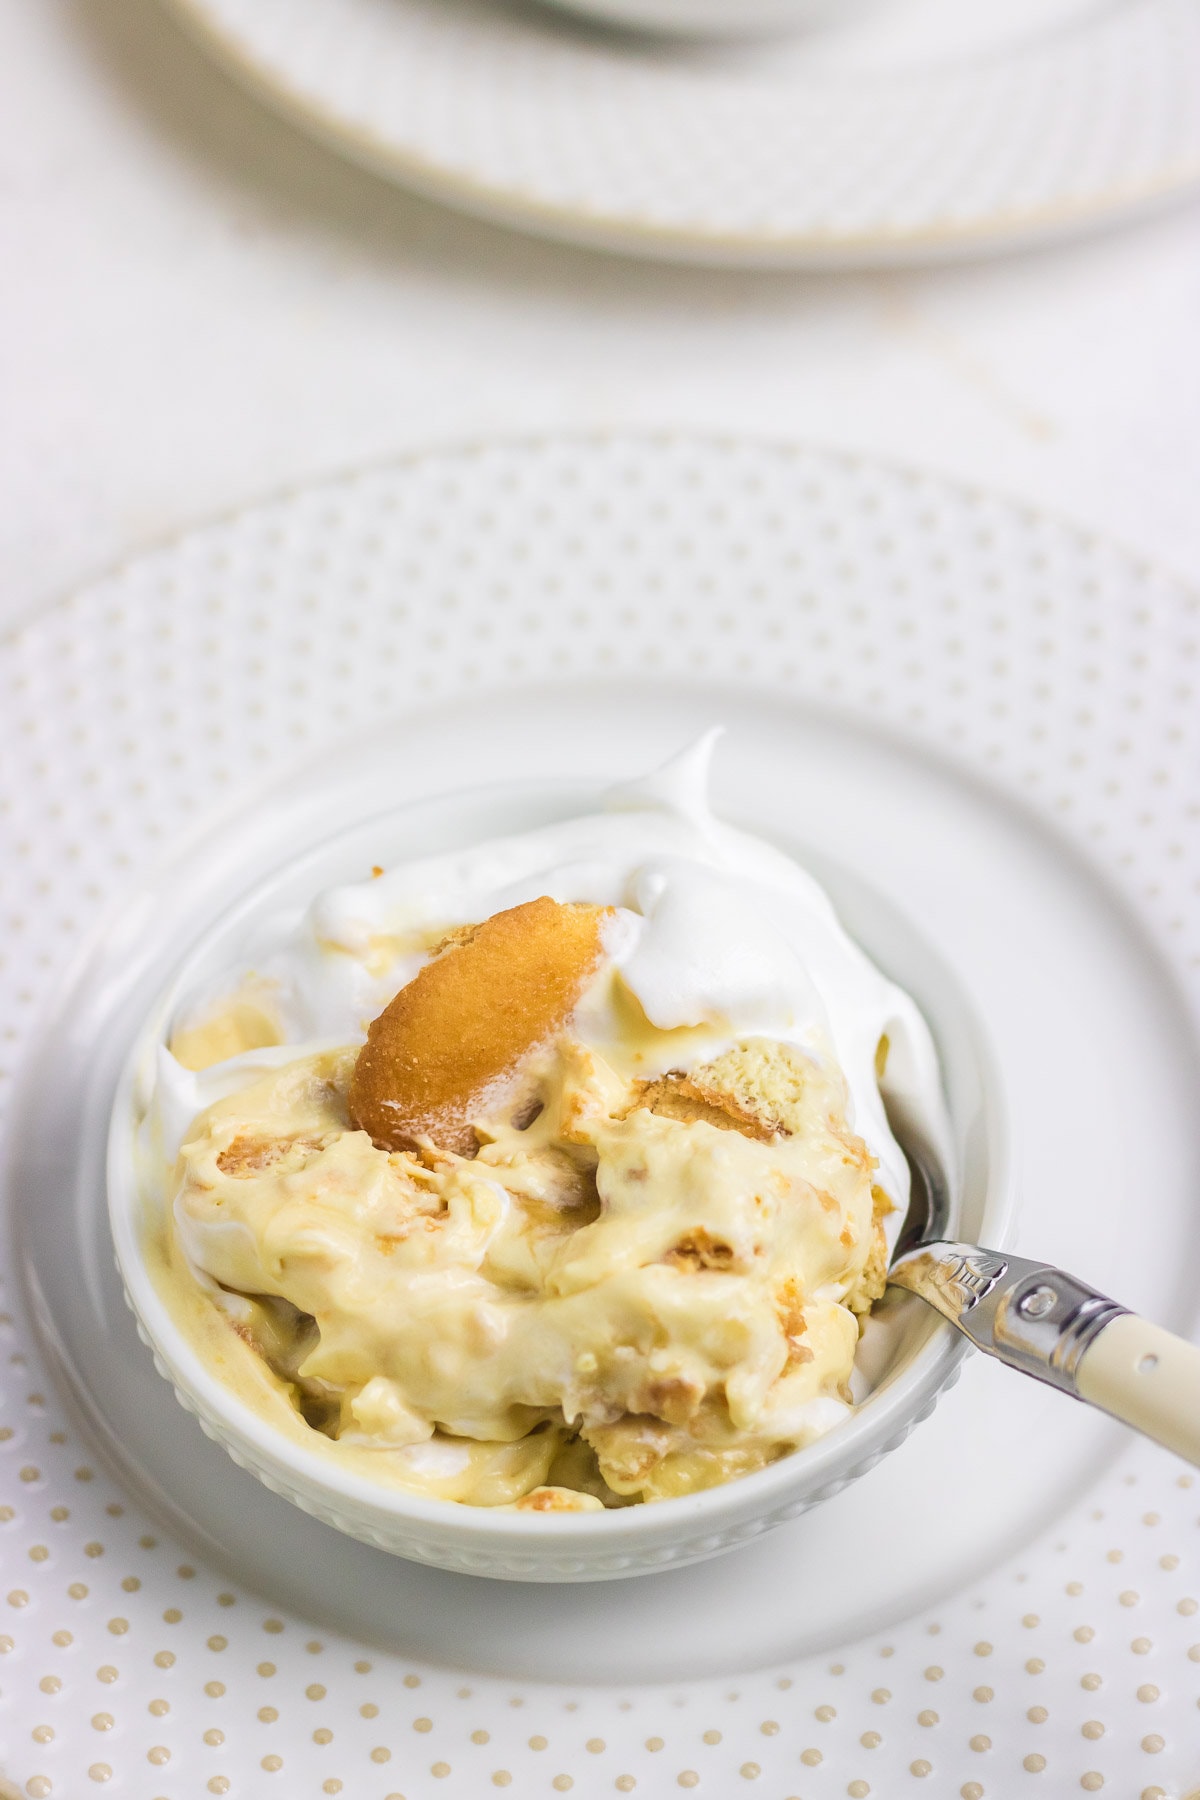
[2,0,1199,636]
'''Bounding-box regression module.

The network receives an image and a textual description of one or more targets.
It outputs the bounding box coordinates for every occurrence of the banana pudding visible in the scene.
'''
[142,735,946,1510]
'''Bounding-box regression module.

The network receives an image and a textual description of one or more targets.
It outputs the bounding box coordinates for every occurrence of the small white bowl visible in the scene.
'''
[537,0,855,37]
[108,781,1012,1583]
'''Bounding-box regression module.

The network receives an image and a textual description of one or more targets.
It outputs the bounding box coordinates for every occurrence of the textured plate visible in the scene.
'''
[158,0,1200,268]
[2,436,1200,1797]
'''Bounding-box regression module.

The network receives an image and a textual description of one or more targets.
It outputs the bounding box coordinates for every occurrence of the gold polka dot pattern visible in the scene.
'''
[0,439,1198,1795]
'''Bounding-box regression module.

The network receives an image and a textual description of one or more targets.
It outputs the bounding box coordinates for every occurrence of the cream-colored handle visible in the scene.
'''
[1077,1315,1200,1466]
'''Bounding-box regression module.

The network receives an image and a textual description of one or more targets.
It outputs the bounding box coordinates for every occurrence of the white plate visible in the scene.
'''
[3,436,1200,1795]
[159,0,1200,268]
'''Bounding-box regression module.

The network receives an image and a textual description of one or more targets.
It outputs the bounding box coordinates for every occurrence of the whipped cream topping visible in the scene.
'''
[158,731,943,1220]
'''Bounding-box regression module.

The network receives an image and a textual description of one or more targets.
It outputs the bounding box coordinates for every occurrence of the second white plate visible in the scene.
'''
[162,0,1200,267]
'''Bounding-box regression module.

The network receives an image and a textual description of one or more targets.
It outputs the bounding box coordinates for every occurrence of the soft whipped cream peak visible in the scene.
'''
[603,723,724,823]
[620,860,825,1038]
[164,734,946,1219]
[306,732,730,955]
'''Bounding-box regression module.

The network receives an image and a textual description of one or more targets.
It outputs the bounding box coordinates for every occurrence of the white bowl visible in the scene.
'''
[108,780,1012,1582]
[537,0,856,37]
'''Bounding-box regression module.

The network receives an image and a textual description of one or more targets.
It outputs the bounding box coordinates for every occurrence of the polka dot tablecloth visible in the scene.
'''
[1,436,1199,1798]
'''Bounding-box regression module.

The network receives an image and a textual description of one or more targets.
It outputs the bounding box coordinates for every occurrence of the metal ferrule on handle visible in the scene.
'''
[887,1241,1128,1398]
[890,1241,1200,1467]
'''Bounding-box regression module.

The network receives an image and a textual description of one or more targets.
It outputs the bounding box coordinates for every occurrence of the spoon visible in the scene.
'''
[888,1134,1200,1467]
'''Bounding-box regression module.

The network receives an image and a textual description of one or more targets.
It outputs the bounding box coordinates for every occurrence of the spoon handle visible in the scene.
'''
[1075,1316,1200,1465]
[888,1241,1200,1467]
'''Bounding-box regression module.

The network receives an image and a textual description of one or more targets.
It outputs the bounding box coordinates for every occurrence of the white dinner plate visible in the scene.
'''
[2,436,1200,1796]
[159,0,1200,268]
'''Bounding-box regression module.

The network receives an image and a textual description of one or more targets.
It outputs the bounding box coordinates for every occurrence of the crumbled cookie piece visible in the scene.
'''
[846,1184,896,1316]
[509,1485,604,1514]
[632,1039,817,1142]
[665,1227,736,1271]
[216,1133,327,1177]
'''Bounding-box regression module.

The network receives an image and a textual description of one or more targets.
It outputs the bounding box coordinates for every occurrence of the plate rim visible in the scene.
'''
[158,0,1200,268]
[10,424,1200,652]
